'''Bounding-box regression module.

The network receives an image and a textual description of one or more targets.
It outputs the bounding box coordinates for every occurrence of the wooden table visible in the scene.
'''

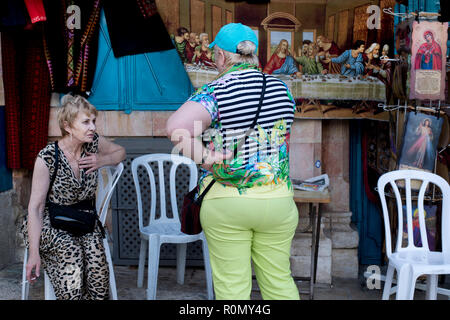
[293,189,331,300]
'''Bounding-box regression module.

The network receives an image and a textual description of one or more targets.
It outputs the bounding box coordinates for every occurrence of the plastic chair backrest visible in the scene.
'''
[377,170,450,259]
[96,163,124,225]
[131,154,198,233]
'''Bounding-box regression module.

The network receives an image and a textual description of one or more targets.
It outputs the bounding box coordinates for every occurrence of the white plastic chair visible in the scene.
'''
[377,169,450,300]
[22,162,124,300]
[131,153,214,300]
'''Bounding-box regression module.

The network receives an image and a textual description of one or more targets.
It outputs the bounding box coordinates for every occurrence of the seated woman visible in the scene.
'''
[330,40,366,77]
[24,95,126,300]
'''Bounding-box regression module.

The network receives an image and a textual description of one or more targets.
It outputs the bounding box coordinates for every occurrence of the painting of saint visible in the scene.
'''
[193,33,216,68]
[363,43,381,77]
[331,40,365,77]
[399,112,443,172]
[263,39,301,77]
[409,21,448,101]
[316,35,341,74]
[378,44,394,103]
[184,32,199,64]
[173,27,190,63]
[414,31,443,71]
[295,43,324,75]
[402,205,437,250]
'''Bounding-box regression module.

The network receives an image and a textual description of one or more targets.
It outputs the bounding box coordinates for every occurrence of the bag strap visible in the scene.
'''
[199,73,267,200]
[233,73,267,157]
[46,141,60,203]
[195,178,216,204]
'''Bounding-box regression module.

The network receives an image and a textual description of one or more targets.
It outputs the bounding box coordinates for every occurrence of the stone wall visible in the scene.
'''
[0,189,26,269]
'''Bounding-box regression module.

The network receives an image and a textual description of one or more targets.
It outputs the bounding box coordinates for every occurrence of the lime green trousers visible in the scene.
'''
[200,197,300,300]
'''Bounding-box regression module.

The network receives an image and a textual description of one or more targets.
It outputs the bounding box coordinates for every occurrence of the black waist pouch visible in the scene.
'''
[48,199,105,238]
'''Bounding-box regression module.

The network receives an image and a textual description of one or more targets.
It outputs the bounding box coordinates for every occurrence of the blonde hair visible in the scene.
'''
[214,40,259,68]
[58,94,98,137]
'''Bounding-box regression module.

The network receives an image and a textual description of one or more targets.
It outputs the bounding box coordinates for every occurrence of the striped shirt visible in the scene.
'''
[188,65,295,191]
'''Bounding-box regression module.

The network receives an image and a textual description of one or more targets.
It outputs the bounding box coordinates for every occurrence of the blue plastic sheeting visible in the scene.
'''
[88,9,194,113]
[0,106,12,192]
[350,120,383,266]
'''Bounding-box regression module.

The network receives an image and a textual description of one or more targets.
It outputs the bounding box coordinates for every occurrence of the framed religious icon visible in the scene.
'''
[410,21,448,101]
[398,111,443,173]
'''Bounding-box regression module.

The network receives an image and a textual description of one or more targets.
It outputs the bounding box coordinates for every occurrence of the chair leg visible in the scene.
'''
[426,274,438,300]
[44,272,56,300]
[147,235,161,300]
[137,238,148,288]
[201,235,214,300]
[406,272,420,300]
[382,263,395,300]
[22,248,29,300]
[396,265,412,300]
[103,238,118,300]
[176,243,187,285]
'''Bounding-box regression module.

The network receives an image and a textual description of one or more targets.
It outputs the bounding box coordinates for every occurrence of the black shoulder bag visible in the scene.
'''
[47,141,105,238]
[180,73,267,235]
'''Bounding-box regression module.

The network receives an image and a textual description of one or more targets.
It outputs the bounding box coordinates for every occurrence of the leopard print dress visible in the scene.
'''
[25,133,109,300]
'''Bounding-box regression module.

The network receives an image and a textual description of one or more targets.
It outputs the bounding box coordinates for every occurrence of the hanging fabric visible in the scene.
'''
[24,0,47,24]
[395,17,414,54]
[1,27,51,170]
[409,21,448,101]
[103,0,174,58]
[350,120,384,266]
[0,34,12,192]
[42,0,102,95]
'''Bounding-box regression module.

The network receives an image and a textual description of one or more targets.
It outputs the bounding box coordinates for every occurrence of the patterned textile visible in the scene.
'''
[1,29,51,169]
[42,0,102,94]
[136,0,158,19]
[24,0,47,24]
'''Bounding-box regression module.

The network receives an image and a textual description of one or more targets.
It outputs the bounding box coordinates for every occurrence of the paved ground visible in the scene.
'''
[3,261,444,301]
[3,261,450,300]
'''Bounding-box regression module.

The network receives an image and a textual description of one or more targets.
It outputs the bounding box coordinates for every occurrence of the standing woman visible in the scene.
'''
[167,23,300,300]
[24,95,126,300]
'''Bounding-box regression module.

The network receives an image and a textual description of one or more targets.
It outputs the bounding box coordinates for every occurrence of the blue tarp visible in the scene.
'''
[0,106,12,192]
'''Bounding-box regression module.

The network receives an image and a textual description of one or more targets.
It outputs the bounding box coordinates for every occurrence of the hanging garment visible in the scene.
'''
[0,0,29,29]
[42,0,102,95]
[395,18,414,54]
[350,121,383,266]
[24,0,47,24]
[103,0,174,58]
[1,28,51,170]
